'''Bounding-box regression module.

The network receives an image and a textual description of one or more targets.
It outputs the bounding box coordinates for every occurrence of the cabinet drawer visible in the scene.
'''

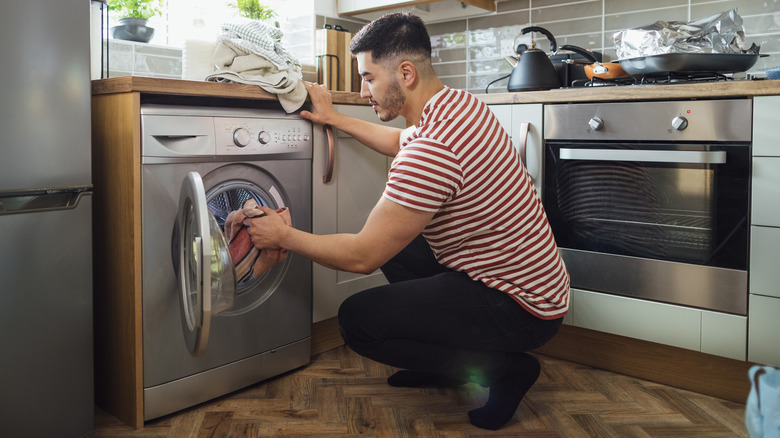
[571,289,701,351]
[748,294,780,367]
[753,96,780,157]
[752,157,780,227]
[750,225,780,299]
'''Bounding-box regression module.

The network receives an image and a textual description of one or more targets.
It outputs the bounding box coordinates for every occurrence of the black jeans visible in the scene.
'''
[337,235,563,385]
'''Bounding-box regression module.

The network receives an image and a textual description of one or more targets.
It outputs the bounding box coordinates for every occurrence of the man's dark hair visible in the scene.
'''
[349,12,432,63]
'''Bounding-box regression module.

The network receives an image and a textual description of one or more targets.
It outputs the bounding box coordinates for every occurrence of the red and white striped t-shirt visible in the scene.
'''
[384,87,570,319]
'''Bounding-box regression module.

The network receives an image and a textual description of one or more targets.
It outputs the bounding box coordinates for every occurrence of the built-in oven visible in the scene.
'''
[543,99,751,315]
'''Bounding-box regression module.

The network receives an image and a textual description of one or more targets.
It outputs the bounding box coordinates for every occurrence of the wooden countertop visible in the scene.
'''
[91,76,366,105]
[92,75,780,105]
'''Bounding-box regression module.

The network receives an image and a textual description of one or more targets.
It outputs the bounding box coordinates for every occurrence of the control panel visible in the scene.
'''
[214,116,312,155]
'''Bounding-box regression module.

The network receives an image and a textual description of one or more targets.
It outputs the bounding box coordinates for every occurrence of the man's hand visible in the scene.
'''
[242,206,291,250]
[300,81,340,127]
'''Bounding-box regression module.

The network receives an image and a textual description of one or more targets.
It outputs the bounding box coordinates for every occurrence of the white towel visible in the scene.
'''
[206,19,306,113]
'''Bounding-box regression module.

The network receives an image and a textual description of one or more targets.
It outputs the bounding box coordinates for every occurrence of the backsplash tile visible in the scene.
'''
[426,0,779,94]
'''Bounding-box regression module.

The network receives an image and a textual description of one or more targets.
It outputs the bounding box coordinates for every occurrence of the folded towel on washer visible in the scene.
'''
[225,206,291,282]
[206,19,306,113]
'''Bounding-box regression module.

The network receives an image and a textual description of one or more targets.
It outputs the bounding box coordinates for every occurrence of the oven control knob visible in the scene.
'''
[588,117,604,131]
[672,116,689,131]
[232,127,251,147]
[258,131,271,144]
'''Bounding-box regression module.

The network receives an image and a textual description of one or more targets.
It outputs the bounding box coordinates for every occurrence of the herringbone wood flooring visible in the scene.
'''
[93,346,748,437]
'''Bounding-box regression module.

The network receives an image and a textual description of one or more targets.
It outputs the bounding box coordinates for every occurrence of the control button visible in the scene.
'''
[233,127,251,147]
[303,134,310,141]
[588,117,604,131]
[672,116,688,131]
[258,131,271,144]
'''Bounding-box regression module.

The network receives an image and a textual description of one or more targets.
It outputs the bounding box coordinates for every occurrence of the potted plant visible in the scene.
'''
[109,0,163,43]
[229,0,277,26]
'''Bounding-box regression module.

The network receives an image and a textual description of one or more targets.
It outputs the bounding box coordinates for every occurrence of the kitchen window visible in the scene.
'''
[107,0,316,78]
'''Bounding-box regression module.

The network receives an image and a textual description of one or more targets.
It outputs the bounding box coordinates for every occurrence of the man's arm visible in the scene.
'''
[300,81,403,157]
[244,197,434,274]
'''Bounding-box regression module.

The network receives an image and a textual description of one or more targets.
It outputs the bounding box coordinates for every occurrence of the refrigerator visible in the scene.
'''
[0,1,94,437]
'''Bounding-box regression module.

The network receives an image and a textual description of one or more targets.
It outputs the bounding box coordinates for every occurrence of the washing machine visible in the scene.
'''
[139,104,312,420]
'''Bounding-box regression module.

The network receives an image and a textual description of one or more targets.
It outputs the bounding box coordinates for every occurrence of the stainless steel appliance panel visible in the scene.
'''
[142,159,312,385]
[0,198,93,437]
[545,99,752,142]
[543,100,750,315]
[0,1,92,191]
[562,249,747,314]
[0,0,93,436]
[140,106,313,421]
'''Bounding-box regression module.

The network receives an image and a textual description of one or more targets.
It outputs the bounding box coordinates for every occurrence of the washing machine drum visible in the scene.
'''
[175,171,237,357]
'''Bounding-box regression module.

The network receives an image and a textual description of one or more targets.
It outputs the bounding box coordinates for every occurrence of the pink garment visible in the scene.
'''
[225,207,291,282]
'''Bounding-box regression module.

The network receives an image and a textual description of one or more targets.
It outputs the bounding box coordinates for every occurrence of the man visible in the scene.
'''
[244,12,570,431]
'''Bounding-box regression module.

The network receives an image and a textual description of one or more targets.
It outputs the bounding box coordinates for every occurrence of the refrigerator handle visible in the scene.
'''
[0,186,92,216]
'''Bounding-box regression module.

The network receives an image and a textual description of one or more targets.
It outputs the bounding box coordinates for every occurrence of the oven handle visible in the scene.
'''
[559,148,727,164]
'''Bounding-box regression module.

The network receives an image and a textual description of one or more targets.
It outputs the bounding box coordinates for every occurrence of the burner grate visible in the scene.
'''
[585,71,735,87]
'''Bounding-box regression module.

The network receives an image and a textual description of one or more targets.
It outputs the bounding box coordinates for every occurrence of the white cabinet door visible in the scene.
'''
[571,289,702,351]
[487,103,543,196]
[751,157,780,227]
[750,225,780,299]
[753,96,780,157]
[311,105,405,322]
[749,96,780,365]
[748,294,780,367]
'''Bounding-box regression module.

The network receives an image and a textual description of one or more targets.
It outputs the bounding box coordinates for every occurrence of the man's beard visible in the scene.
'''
[374,79,405,122]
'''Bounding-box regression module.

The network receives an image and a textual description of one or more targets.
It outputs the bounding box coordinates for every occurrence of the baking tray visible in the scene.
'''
[618,53,760,76]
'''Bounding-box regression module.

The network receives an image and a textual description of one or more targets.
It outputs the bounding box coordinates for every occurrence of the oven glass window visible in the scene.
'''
[543,143,749,270]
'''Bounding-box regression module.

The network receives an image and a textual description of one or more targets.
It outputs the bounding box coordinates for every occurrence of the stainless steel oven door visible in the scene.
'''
[543,142,749,314]
[176,171,237,356]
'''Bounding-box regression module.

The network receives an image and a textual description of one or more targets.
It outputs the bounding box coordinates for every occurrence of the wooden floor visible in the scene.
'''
[93,346,748,437]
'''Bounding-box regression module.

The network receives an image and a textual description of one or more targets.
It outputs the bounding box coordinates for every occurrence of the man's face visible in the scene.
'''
[356,52,406,122]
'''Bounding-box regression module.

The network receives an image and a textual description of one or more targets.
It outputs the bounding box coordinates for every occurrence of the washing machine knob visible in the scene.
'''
[257,131,271,144]
[232,128,251,147]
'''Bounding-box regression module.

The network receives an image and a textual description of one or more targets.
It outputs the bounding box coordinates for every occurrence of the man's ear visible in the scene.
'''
[399,61,417,86]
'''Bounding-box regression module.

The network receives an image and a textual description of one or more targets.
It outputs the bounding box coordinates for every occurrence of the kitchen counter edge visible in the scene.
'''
[92,76,780,104]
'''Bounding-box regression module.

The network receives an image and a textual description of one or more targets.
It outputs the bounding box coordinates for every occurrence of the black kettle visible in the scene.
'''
[507,26,561,92]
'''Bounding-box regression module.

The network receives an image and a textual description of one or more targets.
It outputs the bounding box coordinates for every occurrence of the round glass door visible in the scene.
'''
[177,171,236,357]
[202,169,291,314]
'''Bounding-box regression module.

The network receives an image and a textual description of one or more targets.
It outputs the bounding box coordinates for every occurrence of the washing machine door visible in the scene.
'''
[176,171,237,357]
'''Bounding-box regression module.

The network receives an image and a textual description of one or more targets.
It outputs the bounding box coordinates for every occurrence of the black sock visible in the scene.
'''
[468,354,541,430]
[387,370,466,388]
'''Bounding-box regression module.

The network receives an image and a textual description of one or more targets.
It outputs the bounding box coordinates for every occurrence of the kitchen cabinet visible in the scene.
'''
[487,103,543,196]
[338,0,494,22]
[748,96,780,367]
[749,294,780,367]
[311,105,405,322]
[570,289,746,360]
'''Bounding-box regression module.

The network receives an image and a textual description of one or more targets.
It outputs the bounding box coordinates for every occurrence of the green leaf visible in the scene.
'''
[228,0,277,21]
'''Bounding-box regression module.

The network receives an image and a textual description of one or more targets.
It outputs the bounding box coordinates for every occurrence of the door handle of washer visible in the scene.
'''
[323,125,335,183]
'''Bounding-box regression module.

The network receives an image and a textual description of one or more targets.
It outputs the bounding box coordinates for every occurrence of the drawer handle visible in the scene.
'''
[323,125,335,183]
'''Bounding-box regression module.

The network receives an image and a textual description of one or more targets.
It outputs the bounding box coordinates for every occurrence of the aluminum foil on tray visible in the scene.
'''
[614,8,761,76]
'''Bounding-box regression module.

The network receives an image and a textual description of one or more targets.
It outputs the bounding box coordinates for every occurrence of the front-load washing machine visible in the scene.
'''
[139,104,312,420]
